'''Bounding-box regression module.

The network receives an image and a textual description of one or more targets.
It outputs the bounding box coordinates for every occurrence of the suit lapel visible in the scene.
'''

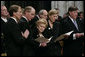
[22,17,28,22]
[68,17,79,31]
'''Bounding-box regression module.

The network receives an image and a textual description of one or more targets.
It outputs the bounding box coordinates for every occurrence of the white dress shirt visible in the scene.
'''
[69,16,77,40]
[1,17,7,23]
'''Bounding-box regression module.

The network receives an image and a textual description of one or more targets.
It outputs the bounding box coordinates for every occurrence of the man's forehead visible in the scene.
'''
[1,6,6,9]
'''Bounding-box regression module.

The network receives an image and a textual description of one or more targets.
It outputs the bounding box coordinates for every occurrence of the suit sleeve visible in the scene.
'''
[7,21,26,46]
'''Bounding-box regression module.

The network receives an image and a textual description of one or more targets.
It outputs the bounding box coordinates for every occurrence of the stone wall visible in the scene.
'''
[51,1,84,17]
[1,1,5,5]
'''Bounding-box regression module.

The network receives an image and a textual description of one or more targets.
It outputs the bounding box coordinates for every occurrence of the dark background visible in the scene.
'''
[5,1,51,14]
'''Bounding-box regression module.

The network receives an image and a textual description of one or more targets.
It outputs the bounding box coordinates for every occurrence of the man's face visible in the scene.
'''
[26,9,35,21]
[1,6,8,17]
[14,7,22,20]
[69,10,78,19]
[40,10,48,19]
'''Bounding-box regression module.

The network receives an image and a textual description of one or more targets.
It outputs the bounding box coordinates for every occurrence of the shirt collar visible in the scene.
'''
[69,16,75,23]
[10,17,18,23]
[1,17,7,23]
[22,16,28,22]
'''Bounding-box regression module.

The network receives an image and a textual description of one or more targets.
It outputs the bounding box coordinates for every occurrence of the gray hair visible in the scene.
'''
[39,9,46,15]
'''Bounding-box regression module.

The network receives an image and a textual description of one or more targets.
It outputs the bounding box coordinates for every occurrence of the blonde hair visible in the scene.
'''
[36,18,48,28]
[48,9,58,16]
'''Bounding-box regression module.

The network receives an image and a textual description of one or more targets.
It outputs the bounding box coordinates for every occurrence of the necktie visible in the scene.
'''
[73,20,79,31]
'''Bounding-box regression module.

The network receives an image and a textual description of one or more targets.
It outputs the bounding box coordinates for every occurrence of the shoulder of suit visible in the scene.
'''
[7,18,17,25]
[62,16,69,22]
[19,17,27,22]
[60,17,72,25]
[8,18,14,22]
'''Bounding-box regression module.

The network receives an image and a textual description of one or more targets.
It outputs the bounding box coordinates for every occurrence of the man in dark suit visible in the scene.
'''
[18,6,36,56]
[5,5,29,56]
[61,6,84,56]
[1,5,9,56]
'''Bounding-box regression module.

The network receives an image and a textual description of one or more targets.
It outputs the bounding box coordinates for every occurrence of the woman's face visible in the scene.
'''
[49,14,58,23]
[37,24,46,33]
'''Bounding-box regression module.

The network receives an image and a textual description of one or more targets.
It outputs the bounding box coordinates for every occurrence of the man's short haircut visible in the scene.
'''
[9,5,21,16]
[68,6,78,12]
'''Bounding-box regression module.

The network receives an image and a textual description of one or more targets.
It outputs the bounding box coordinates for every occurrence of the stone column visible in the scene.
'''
[51,1,55,9]
[58,1,67,17]
[75,1,84,12]
[67,1,75,11]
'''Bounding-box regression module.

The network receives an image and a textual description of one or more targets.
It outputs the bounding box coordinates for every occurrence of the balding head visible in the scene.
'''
[23,6,35,21]
[39,9,48,19]
[23,6,35,14]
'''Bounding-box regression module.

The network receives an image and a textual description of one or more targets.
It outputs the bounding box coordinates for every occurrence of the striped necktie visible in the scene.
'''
[73,20,79,31]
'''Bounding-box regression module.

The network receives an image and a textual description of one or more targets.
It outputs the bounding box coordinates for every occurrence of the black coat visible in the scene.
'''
[18,17,36,56]
[61,16,84,56]
[5,18,26,56]
[29,15,39,29]
[41,20,61,56]
[1,19,7,53]
[31,25,47,56]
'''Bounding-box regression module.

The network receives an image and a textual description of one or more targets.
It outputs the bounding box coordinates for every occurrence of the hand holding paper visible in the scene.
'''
[75,33,84,38]
[54,31,74,42]
[35,36,52,43]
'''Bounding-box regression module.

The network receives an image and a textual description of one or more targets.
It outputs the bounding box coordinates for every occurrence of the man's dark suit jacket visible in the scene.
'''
[61,16,84,56]
[5,18,26,56]
[18,17,35,56]
[29,15,39,29]
[1,19,7,53]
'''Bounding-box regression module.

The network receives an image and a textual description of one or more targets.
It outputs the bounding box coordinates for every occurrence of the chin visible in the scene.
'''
[40,31,43,33]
